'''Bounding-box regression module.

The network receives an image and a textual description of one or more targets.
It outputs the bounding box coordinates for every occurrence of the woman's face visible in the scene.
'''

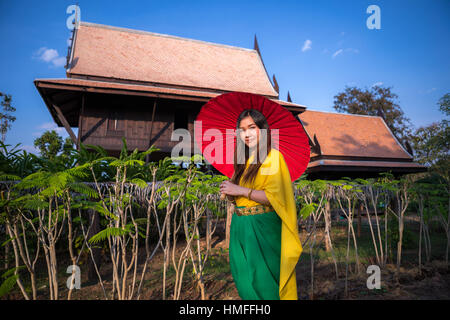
[239,116,260,149]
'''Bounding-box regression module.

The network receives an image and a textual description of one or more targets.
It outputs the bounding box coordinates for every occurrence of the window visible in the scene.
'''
[107,111,125,132]
[174,109,188,130]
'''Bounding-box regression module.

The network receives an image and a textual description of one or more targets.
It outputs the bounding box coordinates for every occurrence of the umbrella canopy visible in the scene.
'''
[194,91,310,181]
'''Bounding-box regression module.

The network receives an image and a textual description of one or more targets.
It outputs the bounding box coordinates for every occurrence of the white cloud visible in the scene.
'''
[419,87,438,94]
[33,47,66,68]
[301,39,312,52]
[345,48,359,54]
[33,122,67,137]
[332,48,359,59]
[39,48,58,62]
[372,82,384,87]
[20,145,40,155]
[52,57,67,67]
[332,49,343,59]
[38,122,61,130]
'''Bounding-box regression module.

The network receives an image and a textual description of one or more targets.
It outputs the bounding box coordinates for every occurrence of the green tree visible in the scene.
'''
[62,137,74,156]
[0,92,16,143]
[33,130,63,160]
[411,93,449,169]
[438,93,450,116]
[333,85,413,144]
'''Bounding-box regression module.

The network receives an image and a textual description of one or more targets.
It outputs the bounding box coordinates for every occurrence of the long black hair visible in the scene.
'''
[230,109,272,187]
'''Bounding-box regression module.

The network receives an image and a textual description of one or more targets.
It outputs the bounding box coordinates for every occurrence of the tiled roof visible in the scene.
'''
[67,22,279,97]
[298,110,413,160]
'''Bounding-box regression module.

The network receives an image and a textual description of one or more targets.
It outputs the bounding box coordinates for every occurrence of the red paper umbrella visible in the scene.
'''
[194,91,310,182]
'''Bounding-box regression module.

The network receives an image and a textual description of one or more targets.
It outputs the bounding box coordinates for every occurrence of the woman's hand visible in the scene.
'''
[219,180,246,197]
[219,180,271,206]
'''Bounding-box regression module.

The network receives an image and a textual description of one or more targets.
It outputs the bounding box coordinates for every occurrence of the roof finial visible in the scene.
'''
[75,1,80,28]
[272,74,279,94]
[253,34,260,55]
[253,34,277,97]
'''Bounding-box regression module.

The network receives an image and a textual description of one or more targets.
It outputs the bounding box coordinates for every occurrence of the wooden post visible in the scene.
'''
[77,94,85,149]
[225,201,234,250]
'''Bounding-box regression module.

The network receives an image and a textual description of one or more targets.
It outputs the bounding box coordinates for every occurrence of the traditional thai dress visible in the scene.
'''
[229,148,303,300]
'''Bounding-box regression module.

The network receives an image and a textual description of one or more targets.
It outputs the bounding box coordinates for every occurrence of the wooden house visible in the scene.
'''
[34,21,304,161]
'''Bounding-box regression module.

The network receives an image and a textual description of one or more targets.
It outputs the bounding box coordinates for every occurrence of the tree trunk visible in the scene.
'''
[418,212,423,274]
[446,196,450,267]
[324,201,331,252]
[357,202,362,238]
[384,201,388,265]
[4,240,9,270]
[87,209,101,283]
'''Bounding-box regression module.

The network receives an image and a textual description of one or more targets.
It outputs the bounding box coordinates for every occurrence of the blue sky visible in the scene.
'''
[0,0,449,154]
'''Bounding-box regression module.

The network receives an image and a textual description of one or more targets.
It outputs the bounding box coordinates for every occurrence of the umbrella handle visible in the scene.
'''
[220,193,236,204]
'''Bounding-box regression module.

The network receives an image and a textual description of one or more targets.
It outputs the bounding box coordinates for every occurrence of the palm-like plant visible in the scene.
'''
[12,158,95,300]
[81,138,162,300]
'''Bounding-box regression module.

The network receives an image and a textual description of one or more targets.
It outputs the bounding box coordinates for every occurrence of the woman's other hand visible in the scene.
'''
[219,180,246,197]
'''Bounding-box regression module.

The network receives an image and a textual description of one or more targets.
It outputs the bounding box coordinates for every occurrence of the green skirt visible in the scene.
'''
[229,206,282,300]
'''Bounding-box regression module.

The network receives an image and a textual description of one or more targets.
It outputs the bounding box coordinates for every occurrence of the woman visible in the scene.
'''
[219,109,303,300]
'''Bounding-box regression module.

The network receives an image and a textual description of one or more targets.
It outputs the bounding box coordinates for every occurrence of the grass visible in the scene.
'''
[203,250,230,279]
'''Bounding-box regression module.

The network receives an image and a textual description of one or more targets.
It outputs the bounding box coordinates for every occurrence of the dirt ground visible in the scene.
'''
[3,218,450,300]
[29,241,450,300]
[296,256,450,300]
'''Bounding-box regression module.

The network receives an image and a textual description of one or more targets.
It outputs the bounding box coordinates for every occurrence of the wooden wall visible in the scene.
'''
[78,93,201,154]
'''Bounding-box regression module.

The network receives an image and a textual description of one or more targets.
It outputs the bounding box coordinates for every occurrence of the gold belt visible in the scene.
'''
[235,205,275,216]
